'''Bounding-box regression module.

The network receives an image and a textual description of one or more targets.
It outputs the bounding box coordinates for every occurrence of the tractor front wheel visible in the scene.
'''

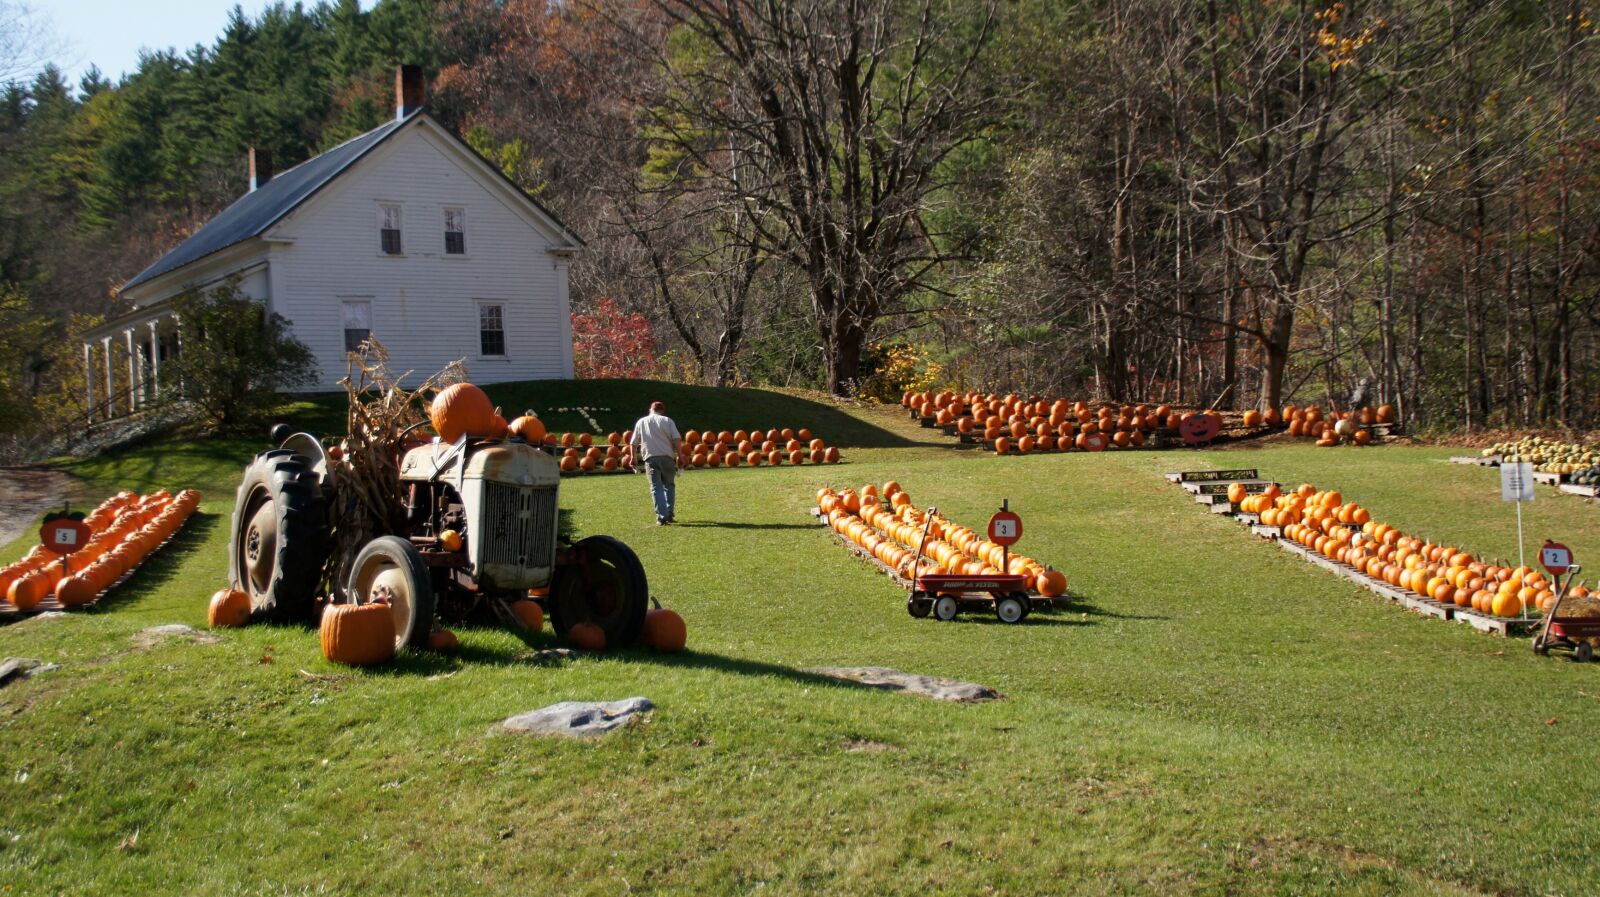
[343,536,436,650]
[549,535,648,647]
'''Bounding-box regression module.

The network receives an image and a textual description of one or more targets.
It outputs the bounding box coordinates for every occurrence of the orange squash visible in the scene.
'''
[425,629,460,653]
[508,414,547,443]
[319,601,397,666]
[430,383,497,443]
[510,599,545,630]
[208,588,252,627]
[567,622,607,652]
[1036,569,1067,597]
[643,607,687,652]
[55,576,97,608]
[7,572,50,611]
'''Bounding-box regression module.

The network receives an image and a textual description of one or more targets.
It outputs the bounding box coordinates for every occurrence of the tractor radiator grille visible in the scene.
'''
[481,483,557,569]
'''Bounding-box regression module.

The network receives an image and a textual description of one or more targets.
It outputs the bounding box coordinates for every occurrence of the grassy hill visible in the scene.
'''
[2,380,1598,895]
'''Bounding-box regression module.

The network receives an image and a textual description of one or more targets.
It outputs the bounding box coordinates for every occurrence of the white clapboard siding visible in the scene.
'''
[265,122,574,390]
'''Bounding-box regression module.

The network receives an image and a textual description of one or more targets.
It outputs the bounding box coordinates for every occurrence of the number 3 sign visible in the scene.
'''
[988,509,1023,546]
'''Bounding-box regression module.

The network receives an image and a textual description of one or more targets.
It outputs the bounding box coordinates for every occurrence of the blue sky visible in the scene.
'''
[42,0,368,85]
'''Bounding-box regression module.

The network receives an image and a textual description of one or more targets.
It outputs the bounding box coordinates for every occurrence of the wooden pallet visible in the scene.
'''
[1449,455,1500,467]
[1452,608,1540,635]
[1559,483,1598,498]
[1275,539,1456,620]
[1250,524,1282,539]
[1532,470,1567,486]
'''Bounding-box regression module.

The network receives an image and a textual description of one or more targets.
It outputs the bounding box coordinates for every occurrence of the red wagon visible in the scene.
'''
[908,573,1033,623]
[1532,561,1596,663]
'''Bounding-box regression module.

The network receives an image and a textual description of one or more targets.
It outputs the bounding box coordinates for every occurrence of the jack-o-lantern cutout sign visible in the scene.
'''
[40,510,91,556]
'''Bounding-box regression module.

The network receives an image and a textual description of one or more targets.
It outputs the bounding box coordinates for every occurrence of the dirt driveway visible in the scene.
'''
[0,468,75,548]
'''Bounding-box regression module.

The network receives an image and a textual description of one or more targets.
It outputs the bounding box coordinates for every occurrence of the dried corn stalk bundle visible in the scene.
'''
[320,340,467,597]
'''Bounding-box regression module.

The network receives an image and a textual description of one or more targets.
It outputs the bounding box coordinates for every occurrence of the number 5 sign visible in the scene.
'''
[40,516,91,555]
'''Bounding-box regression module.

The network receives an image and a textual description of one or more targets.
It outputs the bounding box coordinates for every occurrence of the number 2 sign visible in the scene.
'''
[1540,540,1574,576]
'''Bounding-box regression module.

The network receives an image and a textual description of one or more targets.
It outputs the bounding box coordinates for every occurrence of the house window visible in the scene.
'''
[342,299,372,351]
[479,303,506,357]
[444,207,466,255]
[378,204,402,255]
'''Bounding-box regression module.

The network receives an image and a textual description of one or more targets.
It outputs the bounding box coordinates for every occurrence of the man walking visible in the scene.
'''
[628,400,682,525]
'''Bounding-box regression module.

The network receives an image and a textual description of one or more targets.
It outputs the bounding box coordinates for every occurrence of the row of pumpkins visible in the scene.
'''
[816,484,1068,597]
[206,588,687,666]
[557,427,842,473]
[1236,483,1580,617]
[1481,436,1599,474]
[901,391,1393,452]
[2,489,199,611]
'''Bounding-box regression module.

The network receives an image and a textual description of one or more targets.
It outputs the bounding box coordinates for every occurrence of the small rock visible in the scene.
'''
[499,697,653,737]
[21,612,67,623]
[0,658,58,688]
[806,666,1001,702]
[516,648,576,664]
[132,624,221,649]
[842,738,906,753]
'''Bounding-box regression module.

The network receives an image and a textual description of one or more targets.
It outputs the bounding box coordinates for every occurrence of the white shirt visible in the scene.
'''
[631,412,681,460]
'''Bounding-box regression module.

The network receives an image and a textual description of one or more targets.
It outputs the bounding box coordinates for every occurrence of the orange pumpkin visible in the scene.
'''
[510,599,545,630]
[508,415,547,443]
[55,576,97,608]
[7,572,50,611]
[208,588,252,627]
[567,622,607,652]
[319,601,397,666]
[425,629,461,653]
[430,383,497,442]
[643,607,687,652]
[1036,569,1067,597]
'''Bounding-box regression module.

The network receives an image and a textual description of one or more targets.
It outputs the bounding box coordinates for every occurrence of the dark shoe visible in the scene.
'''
[656,517,667,526]
[666,515,676,524]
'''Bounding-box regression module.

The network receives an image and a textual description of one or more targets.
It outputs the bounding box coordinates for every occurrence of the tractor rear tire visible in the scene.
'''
[549,535,648,648]
[229,451,328,623]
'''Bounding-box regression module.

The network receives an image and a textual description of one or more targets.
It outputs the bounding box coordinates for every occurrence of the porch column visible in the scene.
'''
[102,337,115,416]
[148,320,160,397]
[172,314,183,391]
[125,328,138,408]
[83,343,95,421]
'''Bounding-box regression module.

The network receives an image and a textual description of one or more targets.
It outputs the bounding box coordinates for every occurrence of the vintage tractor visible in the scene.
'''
[227,422,649,649]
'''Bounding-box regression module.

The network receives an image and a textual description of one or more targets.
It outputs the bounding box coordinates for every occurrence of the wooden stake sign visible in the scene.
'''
[40,509,90,557]
[1540,540,1574,576]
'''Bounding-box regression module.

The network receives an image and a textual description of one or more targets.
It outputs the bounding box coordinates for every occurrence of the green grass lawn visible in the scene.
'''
[3,385,1599,895]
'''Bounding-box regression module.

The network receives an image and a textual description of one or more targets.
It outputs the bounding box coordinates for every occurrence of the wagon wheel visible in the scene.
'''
[932,596,960,621]
[1577,642,1594,664]
[343,536,435,649]
[549,535,648,647]
[907,596,930,618]
[995,595,1027,624]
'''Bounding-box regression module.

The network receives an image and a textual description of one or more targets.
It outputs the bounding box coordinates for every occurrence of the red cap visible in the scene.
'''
[650,401,665,412]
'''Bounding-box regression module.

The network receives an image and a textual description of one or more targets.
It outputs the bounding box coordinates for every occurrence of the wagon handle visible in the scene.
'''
[1536,563,1583,652]
[913,506,937,581]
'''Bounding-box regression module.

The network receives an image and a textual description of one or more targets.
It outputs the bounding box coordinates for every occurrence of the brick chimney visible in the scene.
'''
[396,64,424,120]
[249,147,273,192]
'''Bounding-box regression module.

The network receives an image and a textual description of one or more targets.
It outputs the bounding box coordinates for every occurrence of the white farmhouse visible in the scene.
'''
[80,66,581,414]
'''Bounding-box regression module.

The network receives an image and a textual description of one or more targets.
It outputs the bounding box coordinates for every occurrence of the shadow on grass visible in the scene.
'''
[1040,591,1168,622]
[357,631,931,696]
[671,521,819,531]
[91,511,223,613]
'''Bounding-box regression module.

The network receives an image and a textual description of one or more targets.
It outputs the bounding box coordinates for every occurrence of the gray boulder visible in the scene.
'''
[500,697,653,737]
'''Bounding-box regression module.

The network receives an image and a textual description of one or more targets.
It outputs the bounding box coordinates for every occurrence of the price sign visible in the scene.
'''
[988,509,1022,546]
[40,517,91,555]
[1540,540,1574,576]
[1500,462,1535,502]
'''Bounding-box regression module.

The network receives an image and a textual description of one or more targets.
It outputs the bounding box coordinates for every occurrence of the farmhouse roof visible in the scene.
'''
[118,110,582,295]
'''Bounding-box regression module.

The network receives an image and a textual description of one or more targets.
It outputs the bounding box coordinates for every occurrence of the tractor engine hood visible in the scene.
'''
[400,440,562,591]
